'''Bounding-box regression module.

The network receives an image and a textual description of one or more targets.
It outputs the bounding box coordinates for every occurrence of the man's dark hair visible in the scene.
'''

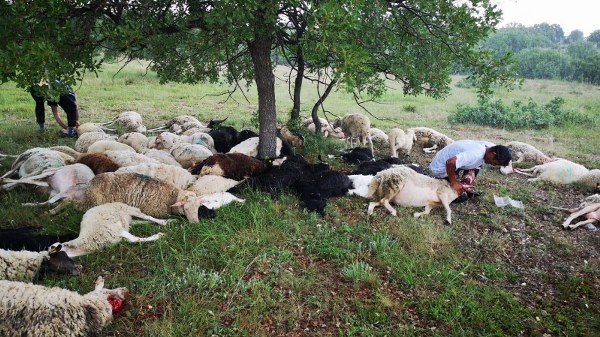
[491,145,512,166]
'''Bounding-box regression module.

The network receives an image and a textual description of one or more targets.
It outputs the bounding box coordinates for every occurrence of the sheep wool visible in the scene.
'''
[575,169,600,190]
[187,175,242,195]
[0,249,45,282]
[75,132,117,153]
[117,132,149,153]
[0,278,126,337]
[407,127,454,152]
[116,163,197,190]
[505,141,553,165]
[84,173,187,218]
[86,140,136,154]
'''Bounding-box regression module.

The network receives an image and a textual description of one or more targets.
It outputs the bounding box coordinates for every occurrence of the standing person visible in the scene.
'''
[30,80,80,137]
[429,139,512,198]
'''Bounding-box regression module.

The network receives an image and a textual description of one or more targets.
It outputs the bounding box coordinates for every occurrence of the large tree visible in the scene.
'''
[1,0,515,158]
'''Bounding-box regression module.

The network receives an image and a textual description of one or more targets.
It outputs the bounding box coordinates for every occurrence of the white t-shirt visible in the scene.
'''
[429,140,495,178]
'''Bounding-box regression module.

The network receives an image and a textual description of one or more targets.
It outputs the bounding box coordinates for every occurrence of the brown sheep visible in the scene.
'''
[76,153,120,175]
[189,153,268,180]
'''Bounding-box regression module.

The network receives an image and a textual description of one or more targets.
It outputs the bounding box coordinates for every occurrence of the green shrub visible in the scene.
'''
[403,104,417,113]
[448,96,596,129]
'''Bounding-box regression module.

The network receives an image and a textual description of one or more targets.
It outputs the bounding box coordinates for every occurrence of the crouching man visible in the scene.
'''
[429,140,512,202]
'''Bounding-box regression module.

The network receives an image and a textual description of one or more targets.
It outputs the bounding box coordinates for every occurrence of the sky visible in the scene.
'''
[493,0,600,37]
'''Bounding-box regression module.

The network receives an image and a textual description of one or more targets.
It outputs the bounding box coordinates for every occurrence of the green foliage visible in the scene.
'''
[449,96,597,129]
[516,48,571,80]
[402,104,417,113]
[341,261,379,287]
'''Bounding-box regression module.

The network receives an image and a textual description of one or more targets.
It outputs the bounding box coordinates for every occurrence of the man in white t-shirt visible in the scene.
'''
[429,140,512,196]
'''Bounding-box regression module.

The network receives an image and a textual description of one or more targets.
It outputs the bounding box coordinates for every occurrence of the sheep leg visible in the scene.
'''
[129,209,168,226]
[119,230,164,243]
[414,205,433,218]
[513,168,534,177]
[423,144,438,153]
[561,203,600,229]
[382,199,397,216]
[49,199,72,215]
[22,192,66,207]
[367,201,380,215]
[551,206,579,213]
[367,136,374,158]
[566,219,597,230]
[440,198,453,224]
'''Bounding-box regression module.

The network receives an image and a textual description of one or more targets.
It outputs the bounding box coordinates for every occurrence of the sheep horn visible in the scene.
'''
[207,117,229,128]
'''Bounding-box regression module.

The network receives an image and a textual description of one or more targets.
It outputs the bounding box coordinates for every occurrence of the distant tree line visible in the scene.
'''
[461,23,600,85]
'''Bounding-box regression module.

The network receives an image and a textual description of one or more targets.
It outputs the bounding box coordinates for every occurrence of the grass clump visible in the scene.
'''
[448,96,596,129]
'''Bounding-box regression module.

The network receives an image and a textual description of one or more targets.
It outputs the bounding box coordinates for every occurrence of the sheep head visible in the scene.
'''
[171,190,203,223]
[43,248,83,276]
[88,276,128,314]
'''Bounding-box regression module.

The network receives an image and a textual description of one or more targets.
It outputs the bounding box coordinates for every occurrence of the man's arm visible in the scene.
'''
[445,156,465,194]
[50,105,68,129]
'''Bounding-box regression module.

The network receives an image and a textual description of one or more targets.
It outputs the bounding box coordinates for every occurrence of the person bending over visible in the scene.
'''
[429,139,512,196]
[30,81,80,137]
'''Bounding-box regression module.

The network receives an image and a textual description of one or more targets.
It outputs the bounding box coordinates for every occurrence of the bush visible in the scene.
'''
[448,96,596,129]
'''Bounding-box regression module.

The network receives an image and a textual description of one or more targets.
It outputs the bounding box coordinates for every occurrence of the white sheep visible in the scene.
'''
[182,126,213,136]
[75,131,117,153]
[574,169,600,190]
[7,164,95,207]
[1,148,68,190]
[367,166,460,224]
[103,150,161,167]
[199,192,245,210]
[141,149,182,167]
[154,131,188,150]
[116,163,196,190]
[118,132,149,153]
[0,276,127,337]
[0,248,81,282]
[347,174,374,198]
[333,113,373,154]
[554,194,600,230]
[187,174,242,195]
[228,136,282,158]
[505,141,555,165]
[76,122,115,136]
[50,172,203,223]
[170,143,213,168]
[187,131,215,151]
[50,202,167,257]
[99,110,146,133]
[515,159,589,184]
[48,145,81,160]
[370,127,389,145]
[407,127,454,153]
[388,128,415,158]
[86,140,136,154]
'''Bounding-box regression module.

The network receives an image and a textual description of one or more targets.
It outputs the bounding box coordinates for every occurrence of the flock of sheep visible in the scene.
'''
[0,110,598,336]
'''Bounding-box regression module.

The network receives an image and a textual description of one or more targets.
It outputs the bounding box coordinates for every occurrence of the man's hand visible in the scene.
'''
[451,181,465,195]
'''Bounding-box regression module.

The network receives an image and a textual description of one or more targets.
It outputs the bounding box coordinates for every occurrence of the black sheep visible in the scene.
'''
[340,147,373,164]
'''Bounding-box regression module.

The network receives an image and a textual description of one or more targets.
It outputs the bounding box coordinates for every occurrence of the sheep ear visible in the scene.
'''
[48,243,62,255]
[171,200,185,208]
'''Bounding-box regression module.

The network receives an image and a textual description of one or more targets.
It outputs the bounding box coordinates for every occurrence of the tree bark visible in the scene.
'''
[311,79,336,135]
[248,34,277,159]
[290,49,304,122]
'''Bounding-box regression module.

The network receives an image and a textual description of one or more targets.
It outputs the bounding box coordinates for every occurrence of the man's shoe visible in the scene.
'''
[37,123,47,132]
[60,127,77,138]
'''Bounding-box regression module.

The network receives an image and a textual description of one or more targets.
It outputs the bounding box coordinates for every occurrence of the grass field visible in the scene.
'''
[0,61,599,336]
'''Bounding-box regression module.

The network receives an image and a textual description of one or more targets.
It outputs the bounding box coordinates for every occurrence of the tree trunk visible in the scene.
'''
[248,35,277,159]
[290,49,304,122]
[311,79,337,135]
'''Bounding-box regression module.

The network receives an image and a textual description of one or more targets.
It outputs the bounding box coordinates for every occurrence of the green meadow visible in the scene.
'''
[0,61,598,336]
